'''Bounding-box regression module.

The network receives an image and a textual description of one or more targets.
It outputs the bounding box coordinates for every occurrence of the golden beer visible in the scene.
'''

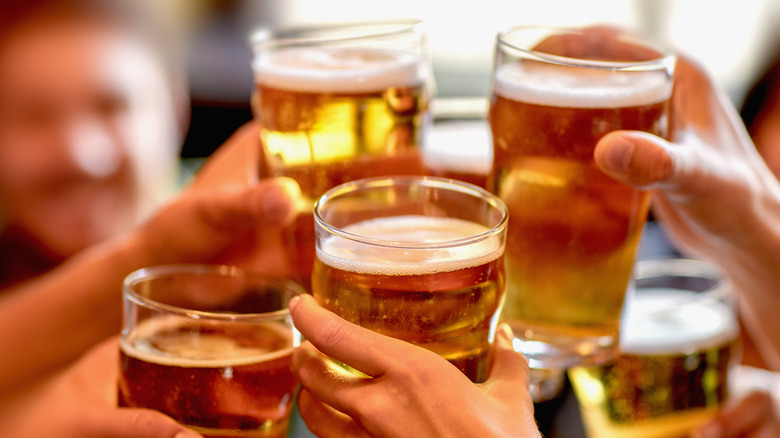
[569,287,739,438]
[252,33,430,288]
[119,317,297,438]
[488,27,674,368]
[313,214,505,383]
[119,265,303,438]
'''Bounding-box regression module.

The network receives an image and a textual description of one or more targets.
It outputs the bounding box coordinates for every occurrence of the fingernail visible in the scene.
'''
[497,323,514,342]
[289,295,301,312]
[692,421,724,438]
[175,430,203,438]
[602,135,635,173]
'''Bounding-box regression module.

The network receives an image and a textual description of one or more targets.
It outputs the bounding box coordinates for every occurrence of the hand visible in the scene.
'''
[288,294,541,438]
[165,120,302,277]
[693,391,780,438]
[593,56,780,369]
[190,121,268,189]
[127,178,299,271]
[1,337,202,438]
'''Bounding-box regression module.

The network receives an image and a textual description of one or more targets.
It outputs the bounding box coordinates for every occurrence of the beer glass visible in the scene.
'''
[250,20,432,290]
[487,26,675,368]
[313,176,507,383]
[569,259,739,438]
[118,265,304,438]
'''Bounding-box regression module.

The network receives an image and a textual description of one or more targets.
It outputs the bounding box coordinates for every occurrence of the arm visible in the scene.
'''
[0,147,299,397]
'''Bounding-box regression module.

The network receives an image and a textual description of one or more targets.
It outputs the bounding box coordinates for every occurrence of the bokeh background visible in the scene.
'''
[139,0,780,158]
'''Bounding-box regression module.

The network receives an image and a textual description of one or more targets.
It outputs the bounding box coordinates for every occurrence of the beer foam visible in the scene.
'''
[493,63,672,108]
[121,316,294,368]
[253,47,422,93]
[423,120,492,174]
[317,215,503,275]
[620,289,738,355]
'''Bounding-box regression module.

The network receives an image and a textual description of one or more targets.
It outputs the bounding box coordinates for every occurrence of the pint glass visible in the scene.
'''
[569,259,739,438]
[118,265,304,438]
[312,176,507,383]
[250,20,432,289]
[487,26,675,368]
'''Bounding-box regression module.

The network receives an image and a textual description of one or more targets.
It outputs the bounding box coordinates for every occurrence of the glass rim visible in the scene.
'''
[632,258,732,314]
[496,25,675,73]
[122,264,305,322]
[250,18,424,50]
[313,176,509,250]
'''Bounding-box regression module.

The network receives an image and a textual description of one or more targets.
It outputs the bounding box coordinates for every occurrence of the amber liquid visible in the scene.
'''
[119,318,297,438]
[488,65,671,368]
[312,215,505,383]
[569,289,739,438]
[255,65,429,289]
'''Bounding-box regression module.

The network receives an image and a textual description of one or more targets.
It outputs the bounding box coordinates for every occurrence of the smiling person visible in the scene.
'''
[0,0,300,421]
[0,0,185,291]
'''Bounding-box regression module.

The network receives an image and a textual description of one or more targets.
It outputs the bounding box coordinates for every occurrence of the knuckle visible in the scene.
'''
[317,318,351,350]
[295,356,324,389]
[354,391,391,426]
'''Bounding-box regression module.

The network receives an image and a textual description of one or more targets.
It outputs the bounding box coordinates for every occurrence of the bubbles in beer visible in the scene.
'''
[313,214,505,382]
[254,47,422,93]
[569,288,738,436]
[316,215,504,275]
[493,63,672,108]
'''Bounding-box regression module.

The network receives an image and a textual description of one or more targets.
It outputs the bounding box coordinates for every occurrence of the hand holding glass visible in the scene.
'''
[488,26,675,368]
[312,176,507,383]
[118,265,303,438]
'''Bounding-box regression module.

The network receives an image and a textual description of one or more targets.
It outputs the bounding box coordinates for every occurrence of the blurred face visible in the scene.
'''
[0,19,180,258]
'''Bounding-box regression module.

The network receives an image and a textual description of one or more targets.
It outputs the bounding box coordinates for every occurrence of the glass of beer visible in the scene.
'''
[487,26,675,368]
[118,264,304,438]
[250,20,432,290]
[569,258,740,438]
[312,176,507,383]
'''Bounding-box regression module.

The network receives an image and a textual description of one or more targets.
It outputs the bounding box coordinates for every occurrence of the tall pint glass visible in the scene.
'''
[250,20,432,289]
[569,259,739,438]
[118,265,304,438]
[487,26,675,368]
[312,176,507,383]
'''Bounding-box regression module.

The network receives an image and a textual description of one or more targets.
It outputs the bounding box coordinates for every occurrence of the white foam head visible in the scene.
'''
[317,215,504,276]
[121,316,294,367]
[423,120,492,174]
[620,289,738,355]
[493,62,672,108]
[253,47,423,93]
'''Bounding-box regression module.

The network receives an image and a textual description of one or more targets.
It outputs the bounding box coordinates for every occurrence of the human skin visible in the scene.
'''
[0,18,181,260]
[289,294,541,438]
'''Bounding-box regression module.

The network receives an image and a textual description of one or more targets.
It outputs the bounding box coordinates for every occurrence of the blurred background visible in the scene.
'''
[141,0,780,158]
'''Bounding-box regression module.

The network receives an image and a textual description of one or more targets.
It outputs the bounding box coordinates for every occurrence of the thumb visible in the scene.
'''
[594,131,675,188]
[83,408,202,438]
[595,130,725,200]
[197,177,301,229]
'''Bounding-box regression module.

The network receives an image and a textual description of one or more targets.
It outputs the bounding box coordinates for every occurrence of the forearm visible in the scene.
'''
[0,236,144,395]
[724,193,780,371]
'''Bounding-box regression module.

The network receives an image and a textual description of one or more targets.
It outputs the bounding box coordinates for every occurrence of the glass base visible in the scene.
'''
[512,334,618,369]
[528,367,565,403]
[188,419,290,438]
